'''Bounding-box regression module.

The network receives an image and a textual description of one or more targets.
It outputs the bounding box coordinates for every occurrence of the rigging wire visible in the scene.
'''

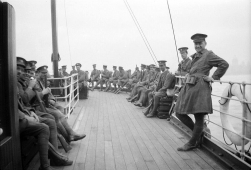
[165,0,180,64]
[124,0,158,63]
[123,0,158,65]
[63,0,73,66]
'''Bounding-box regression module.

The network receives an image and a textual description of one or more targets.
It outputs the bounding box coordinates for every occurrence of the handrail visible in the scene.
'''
[49,73,79,118]
[173,75,251,162]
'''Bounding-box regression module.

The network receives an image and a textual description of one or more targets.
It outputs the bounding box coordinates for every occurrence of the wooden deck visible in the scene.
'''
[29,91,226,170]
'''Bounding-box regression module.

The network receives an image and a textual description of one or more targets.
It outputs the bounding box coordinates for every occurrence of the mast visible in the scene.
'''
[51,0,59,78]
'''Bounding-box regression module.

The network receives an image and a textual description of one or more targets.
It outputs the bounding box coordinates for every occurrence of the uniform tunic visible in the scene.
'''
[174,49,229,114]
[77,70,88,85]
[178,57,192,76]
[90,69,100,81]
[156,70,175,93]
[70,70,77,75]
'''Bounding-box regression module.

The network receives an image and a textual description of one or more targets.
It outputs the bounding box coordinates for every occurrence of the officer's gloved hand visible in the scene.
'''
[28,79,37,89]
[42,87,51,95]
[203,76,214,82]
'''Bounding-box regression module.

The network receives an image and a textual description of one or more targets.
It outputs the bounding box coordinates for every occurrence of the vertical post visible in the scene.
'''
[241,82,247,160]
[64,78,67,107]
[51,0,60,96]
[51,0,59,77]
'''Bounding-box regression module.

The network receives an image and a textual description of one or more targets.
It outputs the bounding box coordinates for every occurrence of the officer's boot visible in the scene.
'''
[61,119,86,142]
[48,143,73,166]
[104,83,110,92]
[177,124,203,151]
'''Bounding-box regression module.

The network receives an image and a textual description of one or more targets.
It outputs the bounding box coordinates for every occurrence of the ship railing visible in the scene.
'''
[48,73,79,118]
[173,75,251,162]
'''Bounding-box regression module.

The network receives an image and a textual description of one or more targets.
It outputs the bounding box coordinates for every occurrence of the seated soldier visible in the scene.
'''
[134,65,160,107]
[115,69,131,94]
[91,65,109,91]
[75,63,89,99]
[126,64,149,101]
[104,66,119,92]
[16,57,72,170]
[143,60,175,118]
[114,67,129,93]
[104,70,112,91]
[126,66,141,90]
[22,64,86,144]
[89,64,100,88]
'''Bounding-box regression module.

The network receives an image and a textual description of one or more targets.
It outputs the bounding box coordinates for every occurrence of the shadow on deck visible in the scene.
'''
[28,90,227,170]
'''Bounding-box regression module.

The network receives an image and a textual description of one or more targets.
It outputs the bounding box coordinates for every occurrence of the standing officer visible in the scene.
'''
[89,64,101,88]
[175,47,192,76]
[174,33,229,151]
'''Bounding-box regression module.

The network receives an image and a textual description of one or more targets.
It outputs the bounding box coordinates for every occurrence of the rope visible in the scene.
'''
[239,85,251,113]
[63,0,73,66]
[165,0,180,64]
[218,83,233,105]
[123,0,158,65]
[223,130,233,146]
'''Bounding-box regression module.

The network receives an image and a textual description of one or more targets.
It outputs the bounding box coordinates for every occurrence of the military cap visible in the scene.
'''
[157,60,167,65]
[28,60,37,71]
[28,60,37,65]
[141,64,146,68]
[103,65,107,68]
[113,66,117,68]
[149,64,155,67]
[75,63,82,67]
[191,33,207,42]
[93,64,96,66]
[119,66,123,70]
[25,62,32,70]
[37,65,48,73]
[178,47,188,53]
[17,57,27,68]
[62,65,67,68]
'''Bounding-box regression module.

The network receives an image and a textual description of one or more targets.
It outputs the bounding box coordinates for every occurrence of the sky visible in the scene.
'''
[4,0,251,74]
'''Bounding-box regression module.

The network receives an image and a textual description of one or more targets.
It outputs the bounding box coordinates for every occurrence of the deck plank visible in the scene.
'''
[29,91,227,170]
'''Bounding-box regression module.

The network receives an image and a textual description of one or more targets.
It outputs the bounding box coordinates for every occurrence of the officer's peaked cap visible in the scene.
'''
[17,57,27,68]
[191,33,207,42]
[37,65,48,73]
[75,63,82,67]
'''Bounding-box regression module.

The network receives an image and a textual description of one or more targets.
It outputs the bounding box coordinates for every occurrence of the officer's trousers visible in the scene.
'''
[20,119,50,169]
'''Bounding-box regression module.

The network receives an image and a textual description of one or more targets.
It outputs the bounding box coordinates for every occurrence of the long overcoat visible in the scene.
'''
[174,49,229,114]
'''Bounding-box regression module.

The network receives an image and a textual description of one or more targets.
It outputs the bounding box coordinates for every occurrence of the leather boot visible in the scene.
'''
[177,142,196,151]
[48,143,73,166]
[134,102,142,107]
[146,110,156,118]
[61,119,86,142]
[104,86,109,92]
[143,107,150,116]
